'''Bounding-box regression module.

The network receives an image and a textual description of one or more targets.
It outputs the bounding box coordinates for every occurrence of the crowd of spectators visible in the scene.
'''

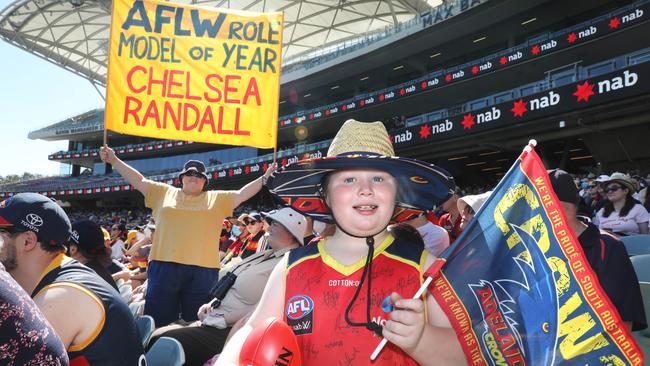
[1,149,648,365]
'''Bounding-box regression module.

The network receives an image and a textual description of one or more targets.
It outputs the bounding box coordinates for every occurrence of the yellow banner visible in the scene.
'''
[105,0,282,148]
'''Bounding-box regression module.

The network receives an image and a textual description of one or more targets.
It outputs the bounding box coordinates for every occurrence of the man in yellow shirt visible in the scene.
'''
[100,146,275,326]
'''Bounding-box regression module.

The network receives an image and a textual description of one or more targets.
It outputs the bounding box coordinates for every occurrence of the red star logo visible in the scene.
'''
[461,113,475,129]
[419,124,431,139]
[213,172,218,179]
[244,166,250,174]
[388,134,393,142]
[309,113,314,119]
[228,169,233,177]
[445,74,452,82]
[281,159,288,166]
[609,17,620,29]
[471,66,479,75]
[421,81,427,89]
[379,95,385,102]
[567,32,577,43]
[399,88,405,96]
[303,153,309,159]
[511,99,528,118]
[262,163,268,171]
[360,100,365,106]
[325,110,330,116]
[531,45,540,55]
[342,105,347,111]
[573,81,595,102]
[499,56,507,65]
[279,121,284,127]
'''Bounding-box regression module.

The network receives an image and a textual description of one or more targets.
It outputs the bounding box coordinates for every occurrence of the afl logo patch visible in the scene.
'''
[286,295,314,320]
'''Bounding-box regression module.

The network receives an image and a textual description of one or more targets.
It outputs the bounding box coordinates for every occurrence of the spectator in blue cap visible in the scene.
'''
[67,219,119,291]
[101,146,276,327]
[0,193,145,365]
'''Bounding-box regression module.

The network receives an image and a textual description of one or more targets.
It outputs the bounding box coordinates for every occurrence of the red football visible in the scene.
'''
[239,318,302,366]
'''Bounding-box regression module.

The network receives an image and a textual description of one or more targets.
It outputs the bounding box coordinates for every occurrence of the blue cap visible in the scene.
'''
[70,220,104,253]
[179,160,209,181]
[0,193,71,248]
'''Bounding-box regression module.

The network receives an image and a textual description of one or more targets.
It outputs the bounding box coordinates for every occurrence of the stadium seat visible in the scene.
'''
[632,282,650,358]
[620,235,650,256]
[146,337,185,366]
[631,255,650,282]
[136,315,156,348]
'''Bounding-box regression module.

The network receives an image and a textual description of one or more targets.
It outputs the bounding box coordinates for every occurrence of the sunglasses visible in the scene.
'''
[183,171,204,178]
[245,220,259,225]
[605,185,622,193]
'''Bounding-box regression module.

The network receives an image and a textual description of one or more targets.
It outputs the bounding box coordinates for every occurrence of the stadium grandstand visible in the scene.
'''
[1,0,650,207]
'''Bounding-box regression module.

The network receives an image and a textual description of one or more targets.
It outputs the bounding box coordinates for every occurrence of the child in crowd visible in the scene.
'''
[217,120,465,365]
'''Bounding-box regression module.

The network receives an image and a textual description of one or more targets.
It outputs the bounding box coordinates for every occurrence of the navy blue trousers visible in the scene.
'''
[144,260,218,327]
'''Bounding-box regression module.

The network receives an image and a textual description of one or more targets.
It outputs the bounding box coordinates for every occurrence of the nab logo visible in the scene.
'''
[286,295,314,320]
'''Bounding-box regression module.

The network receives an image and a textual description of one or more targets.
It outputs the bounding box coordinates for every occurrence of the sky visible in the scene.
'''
[0,2,104,177]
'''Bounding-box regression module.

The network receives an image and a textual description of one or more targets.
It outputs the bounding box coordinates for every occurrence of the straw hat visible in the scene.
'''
[266,119,456,222]
[606,172,638,193]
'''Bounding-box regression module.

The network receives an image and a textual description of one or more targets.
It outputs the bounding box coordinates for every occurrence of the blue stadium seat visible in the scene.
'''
[146,337,185,366]
[631,255,650,283]
[632,282,650,358]
[621,235,650,256]
[136,315,155,348]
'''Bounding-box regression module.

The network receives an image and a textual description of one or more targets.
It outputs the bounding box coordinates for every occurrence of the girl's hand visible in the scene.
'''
[381,292,426,353]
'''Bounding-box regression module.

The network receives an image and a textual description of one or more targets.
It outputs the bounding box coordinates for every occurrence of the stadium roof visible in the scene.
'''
[0,0,442,86]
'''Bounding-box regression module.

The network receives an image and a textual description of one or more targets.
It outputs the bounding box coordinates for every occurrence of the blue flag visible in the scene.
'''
[427,143,644,366]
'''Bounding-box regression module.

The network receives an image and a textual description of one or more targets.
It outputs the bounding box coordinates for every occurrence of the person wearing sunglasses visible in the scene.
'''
[237,213,266,259]
[594,172,649,236]
[100,145,276,327]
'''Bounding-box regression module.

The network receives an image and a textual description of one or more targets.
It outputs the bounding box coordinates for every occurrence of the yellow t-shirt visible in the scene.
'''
[144,180,236,268]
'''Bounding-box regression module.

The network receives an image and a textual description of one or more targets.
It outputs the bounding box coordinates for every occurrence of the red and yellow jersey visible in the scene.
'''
[283,235,427,365]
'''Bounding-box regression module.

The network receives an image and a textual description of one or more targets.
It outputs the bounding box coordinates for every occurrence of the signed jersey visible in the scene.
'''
[283,235,426,365]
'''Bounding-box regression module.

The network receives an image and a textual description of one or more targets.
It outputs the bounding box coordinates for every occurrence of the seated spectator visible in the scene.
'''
[0,262,69,365]
[109,223,126,260]
[148,207,306,366]
[218,219,234,258]
[239,212,266,259]
[549,170,647,331]
[0,193,145,364]
[594,172,649,236]
[221,215,249,265]
[68,220,119,291]
[457,191,492,231]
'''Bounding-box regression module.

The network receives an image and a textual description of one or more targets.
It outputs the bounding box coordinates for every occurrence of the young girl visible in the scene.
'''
[217,120,465,365]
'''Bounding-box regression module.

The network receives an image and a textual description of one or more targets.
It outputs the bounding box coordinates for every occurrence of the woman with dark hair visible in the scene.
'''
[68,220,119,290]
[594,173,649,236]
